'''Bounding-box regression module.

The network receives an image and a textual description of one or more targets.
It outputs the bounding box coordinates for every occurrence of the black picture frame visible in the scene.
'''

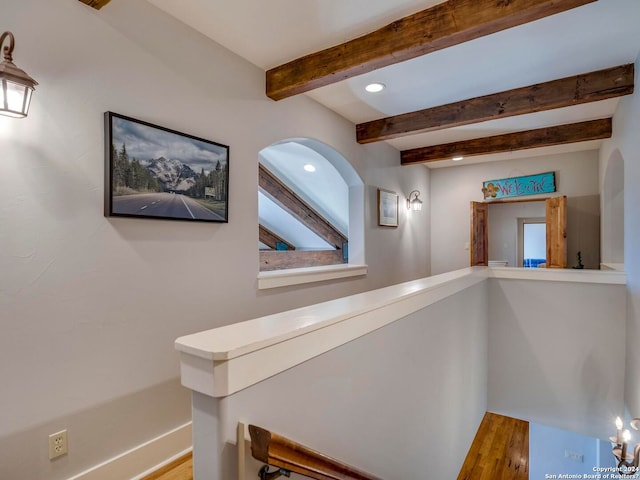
[104,112,229,223]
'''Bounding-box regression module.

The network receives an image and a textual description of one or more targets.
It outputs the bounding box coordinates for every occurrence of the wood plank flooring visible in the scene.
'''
[457,412,529,480]
[142,453,192,480]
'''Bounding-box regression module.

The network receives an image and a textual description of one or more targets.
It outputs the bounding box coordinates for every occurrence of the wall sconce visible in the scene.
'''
[611,416,640,475]
[0,31,37,118]
[406,190,423,211]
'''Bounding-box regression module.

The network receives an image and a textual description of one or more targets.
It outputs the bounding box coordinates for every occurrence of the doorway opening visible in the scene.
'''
[518,218,546,268]
[471,196,567,268]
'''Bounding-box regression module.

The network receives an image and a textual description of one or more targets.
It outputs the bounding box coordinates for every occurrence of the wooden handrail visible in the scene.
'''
[249,425,383,480]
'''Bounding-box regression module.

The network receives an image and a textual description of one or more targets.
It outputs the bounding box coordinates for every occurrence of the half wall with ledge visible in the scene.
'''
[175,266,626,479]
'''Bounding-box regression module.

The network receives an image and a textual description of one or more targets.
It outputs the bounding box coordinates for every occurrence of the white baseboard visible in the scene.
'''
[68,422,192,480]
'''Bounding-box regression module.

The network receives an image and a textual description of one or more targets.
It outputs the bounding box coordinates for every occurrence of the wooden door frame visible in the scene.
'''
[470,196,566,268]
[545,195,568,268]
[470,202,489,266]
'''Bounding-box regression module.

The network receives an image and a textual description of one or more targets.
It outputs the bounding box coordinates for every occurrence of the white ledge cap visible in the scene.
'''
[175,266,626,397]
[176,267,478,361]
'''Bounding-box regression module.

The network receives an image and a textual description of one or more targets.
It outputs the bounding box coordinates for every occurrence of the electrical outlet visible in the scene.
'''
[48,430,68,460]
[564,449,584,463]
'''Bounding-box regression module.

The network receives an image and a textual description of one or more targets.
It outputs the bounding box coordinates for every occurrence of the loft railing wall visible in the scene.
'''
[176,267,626,480]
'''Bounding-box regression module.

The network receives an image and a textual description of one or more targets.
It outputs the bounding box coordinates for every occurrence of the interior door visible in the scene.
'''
[470,201,488,266]
[545,196,567,268]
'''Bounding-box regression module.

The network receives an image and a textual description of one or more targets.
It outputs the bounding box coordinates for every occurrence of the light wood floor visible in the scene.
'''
[142,453,193,480]
[457,412,529,480]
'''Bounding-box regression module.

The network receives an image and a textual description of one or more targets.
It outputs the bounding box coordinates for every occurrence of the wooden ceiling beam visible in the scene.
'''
[259,164,347,249]
[78,0,111,9]
[358,64,633,144]
[259,224,295,251]
[259,250,345,271]
[266,0,596,100]
[401,118,612,165]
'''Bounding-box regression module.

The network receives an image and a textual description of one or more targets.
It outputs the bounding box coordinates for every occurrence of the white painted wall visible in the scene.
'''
[194,283,489,480]
[529,422,601,479]
[0,1,429,479]
[488,279,626,440]
[430,151,600,274]
[566,194,601,269]
[488,201,545,267]
[599,51,640,420]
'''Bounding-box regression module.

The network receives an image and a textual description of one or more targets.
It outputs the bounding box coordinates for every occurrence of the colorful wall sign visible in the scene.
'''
[482,171,556,200]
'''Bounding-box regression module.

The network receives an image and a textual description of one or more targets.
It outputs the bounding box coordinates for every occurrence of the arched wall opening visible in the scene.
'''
[602,149,624,265]
[258,138,365,270]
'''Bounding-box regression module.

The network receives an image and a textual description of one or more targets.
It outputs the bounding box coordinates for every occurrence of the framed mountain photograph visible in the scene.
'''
[104,112,229,222]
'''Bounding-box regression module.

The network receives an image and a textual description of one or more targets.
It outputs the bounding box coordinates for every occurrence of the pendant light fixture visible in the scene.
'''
[0,31,37,118]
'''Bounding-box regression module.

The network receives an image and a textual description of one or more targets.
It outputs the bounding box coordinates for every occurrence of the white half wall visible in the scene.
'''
[177,266,624,479]
[488,279,626,439]
[192,282,489,480]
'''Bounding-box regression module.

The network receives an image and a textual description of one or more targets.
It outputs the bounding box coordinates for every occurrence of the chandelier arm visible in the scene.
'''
[617,444,640,476]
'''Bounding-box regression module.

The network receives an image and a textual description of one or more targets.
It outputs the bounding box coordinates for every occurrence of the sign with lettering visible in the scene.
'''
[482,172,556,200]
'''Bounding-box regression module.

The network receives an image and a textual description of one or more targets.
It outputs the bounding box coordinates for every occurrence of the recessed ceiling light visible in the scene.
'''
[303,163,316,172]
[452,155,464,162]
[365,82,386,93]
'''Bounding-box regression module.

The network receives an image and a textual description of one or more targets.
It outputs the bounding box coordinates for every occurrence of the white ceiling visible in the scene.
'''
[146,0,441,70]
[147,0,640,167]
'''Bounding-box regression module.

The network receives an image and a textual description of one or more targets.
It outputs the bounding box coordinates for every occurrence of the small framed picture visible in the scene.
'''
[104,112,229,223]
[377,188,399,227]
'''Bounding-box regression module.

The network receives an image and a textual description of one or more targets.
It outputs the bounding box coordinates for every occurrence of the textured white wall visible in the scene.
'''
[0,1,429,479]
[488,279,626,439]
[430,151,600,275]
[599,51,640,420]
